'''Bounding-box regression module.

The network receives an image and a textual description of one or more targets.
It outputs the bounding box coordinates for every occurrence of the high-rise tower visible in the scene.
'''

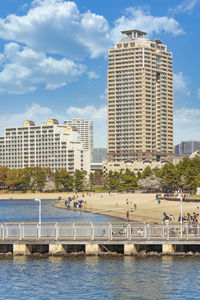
[107,30,173,162]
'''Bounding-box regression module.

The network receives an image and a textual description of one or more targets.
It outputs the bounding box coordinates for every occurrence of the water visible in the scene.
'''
[0,199,118,223]
[0,200,199,299]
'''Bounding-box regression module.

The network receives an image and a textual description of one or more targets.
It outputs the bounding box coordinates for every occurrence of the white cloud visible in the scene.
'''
[197,88,200,99]
[87,71,100,79]
[110,7,184,43]
[100,89,107,101]
[0,1,185,95]
[174,108,200,144]
[170,0,200,14]
[0,1,184,61]
[0,103,52,134]
[0,42,86,94]
[66,105,107,147]
[0,0,110,59]
[173,72,190,100]
[67,105,107,120]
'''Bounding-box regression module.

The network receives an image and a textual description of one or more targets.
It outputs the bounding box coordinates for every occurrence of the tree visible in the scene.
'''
[89,172,94,189]
[5,169,23,191]
[121,169,138,191]
[160,163,180,192]
[31,167,50,191]
[20,167,34,191]
[54,169,73,191]
[107,171,122,191]
[0,166,9,189]
[74,169,87,191]
[139,175,161,192]
[142,166,152,178]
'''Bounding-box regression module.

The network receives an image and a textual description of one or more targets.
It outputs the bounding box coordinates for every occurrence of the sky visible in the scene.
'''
[0,0,199,147]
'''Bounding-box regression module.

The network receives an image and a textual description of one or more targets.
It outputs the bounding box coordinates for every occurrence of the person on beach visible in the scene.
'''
[126,210,129,221]
[134,204,136,210]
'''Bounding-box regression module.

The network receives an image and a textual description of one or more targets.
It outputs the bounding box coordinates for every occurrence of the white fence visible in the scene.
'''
[0,223,200,241]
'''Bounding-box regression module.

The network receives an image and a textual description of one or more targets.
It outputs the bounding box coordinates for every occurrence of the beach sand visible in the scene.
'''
[0,191,199,223]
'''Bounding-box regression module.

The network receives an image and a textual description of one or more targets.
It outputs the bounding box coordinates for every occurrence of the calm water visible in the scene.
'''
[0,199,118,223]
[0,200,199,299]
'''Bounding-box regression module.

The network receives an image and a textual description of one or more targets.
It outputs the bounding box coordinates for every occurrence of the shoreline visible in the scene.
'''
[1,191,200,223]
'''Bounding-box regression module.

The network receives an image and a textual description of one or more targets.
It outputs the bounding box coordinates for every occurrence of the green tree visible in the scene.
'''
[160,163,180,192]
[5,169,23,191]
[89,172,94,189]
[0,166,9,189]
[142,166,152,178]
[121,169,138,191]
[74,169,87,191]
[32,167,50,191]
[54,169,73,191]
[107,171,122,191]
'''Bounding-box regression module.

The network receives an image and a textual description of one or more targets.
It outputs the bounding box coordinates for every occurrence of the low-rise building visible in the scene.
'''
[0,119,91,174]
[103,160,167,175]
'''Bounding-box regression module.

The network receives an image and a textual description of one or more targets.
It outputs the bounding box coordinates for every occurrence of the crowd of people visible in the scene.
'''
[162,207,200,224]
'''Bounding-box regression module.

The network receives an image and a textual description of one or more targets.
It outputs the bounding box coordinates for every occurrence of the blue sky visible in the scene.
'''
[0,0,199,147]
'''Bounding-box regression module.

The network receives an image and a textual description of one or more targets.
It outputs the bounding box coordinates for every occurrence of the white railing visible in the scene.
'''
[0,223,200,241]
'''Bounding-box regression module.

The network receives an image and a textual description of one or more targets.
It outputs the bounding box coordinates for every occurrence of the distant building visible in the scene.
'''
[64,118,93,160]
[93,148,107,163]
[0,119,91,174]
[174,141,200,157]
[103,160,166,175]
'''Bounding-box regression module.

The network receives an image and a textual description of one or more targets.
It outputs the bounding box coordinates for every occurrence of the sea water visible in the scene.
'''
[0,200,199,299]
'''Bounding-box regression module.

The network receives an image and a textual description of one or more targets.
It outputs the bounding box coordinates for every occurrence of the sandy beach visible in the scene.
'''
[1,191,200,223]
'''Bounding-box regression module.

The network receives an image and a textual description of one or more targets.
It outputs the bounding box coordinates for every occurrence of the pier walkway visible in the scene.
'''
[1,222,200,255]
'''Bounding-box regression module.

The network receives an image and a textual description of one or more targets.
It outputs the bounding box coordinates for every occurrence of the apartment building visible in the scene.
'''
[174,140,200,157]
[64,118,93,159]
[107,29,174,162]
[0,119,91,174]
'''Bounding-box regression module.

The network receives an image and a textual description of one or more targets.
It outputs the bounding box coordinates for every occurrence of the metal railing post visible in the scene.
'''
[1,224,4,241]
[127,224,131,241]
[147,224,150,240]
[109,223,112,241]
[186,224,188,240]
[55,223,59,240]
[37,224,41,240]
[91,222,94,241]
[73,222,76,240]
[19,224,22,240]
[166,224,169,240]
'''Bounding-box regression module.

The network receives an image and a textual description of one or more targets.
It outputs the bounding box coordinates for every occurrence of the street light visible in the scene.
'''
[35,192,41,224]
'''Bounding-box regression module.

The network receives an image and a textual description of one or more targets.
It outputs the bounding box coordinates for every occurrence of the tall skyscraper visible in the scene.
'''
[64,118,93,159]
[107,30,174,162]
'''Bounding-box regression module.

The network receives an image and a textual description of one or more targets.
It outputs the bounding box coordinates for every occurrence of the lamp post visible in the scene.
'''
[35,192,41,224]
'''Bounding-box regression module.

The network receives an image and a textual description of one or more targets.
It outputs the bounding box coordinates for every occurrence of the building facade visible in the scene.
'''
[64,118,93,160]
[93,148,107,163]
[174,140,200,157]
[103,160,165,176]
[0,119,91,174]
[107,29,174,163]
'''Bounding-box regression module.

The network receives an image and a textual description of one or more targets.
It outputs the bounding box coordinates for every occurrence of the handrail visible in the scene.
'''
[0,222,200,242]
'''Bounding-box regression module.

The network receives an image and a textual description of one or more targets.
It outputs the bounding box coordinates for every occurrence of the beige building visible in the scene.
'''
[0,119,91,174]
[103,160,166,175]
[107,29,174,162]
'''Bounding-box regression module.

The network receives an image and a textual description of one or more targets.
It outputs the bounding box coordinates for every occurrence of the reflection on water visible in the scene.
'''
[0,256,200,299]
